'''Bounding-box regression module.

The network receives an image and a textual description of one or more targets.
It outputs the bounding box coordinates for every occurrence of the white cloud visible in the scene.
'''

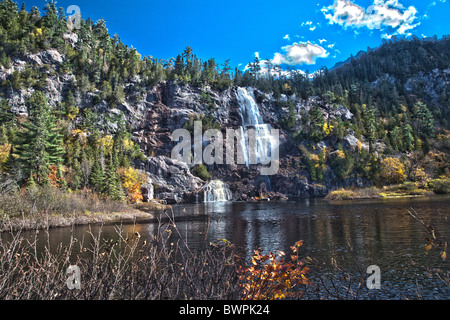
[301,20,321,32]
[327,43,335,48]
[271,42,329,66]
[322,0,420,37]
[283,34,290,40]
[319,39,328,43]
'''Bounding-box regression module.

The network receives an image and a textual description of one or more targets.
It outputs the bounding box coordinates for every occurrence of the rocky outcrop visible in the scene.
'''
[405,68,450,110]
[27,49,64,66]
[135,156,204,204]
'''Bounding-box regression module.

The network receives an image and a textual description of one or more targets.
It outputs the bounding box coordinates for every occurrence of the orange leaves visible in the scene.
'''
[48,164,65,188]
[238,240,310,300]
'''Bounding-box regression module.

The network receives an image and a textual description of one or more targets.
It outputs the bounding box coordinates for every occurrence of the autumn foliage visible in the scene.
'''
[117,167,148,203]
[237,240,310,300]
[379,157,406,185]
[0,143,11,171]
[48,164,65,188]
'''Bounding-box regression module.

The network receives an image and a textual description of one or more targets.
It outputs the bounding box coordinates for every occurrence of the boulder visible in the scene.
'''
[28,49,64,66]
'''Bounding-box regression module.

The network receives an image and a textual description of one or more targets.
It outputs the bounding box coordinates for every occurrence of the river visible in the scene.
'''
[3,195,449,299]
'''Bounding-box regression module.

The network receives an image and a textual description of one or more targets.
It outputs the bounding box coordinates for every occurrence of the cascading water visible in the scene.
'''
[200,88,275,204]
[236,87,263,126]
[236,87,277,166]
[203,180,233,202]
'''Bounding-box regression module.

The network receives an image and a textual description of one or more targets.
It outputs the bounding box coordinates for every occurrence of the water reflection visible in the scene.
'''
[1,195,449,299]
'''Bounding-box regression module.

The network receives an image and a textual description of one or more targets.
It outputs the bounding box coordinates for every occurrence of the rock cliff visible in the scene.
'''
[3,48,446,203]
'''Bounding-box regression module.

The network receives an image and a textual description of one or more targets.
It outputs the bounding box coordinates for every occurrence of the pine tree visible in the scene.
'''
[0,98,13,125]
[415,102,435,138]
[402,124,414,151]
[89,157,104,192]
[70,158,82,190]
[102,155,124,201]
[15,92,65,185]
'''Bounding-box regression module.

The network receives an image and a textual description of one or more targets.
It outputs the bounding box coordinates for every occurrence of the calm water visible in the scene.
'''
[3,195,450,299]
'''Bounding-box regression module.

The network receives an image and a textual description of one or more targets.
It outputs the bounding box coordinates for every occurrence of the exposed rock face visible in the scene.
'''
[135,156,204,203]
[2,47,446,203]
[405,68,450,110]
[27,49,64,66]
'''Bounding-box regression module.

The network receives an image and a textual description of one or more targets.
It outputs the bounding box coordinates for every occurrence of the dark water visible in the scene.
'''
[3,195,450,299]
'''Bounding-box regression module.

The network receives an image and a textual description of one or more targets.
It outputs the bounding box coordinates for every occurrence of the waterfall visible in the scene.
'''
[236,87,263,126]
[236,87,277,166]
[203,180,232,202]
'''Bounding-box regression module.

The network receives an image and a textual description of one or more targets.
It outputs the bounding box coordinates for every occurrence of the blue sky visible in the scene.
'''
[22,0,450,72]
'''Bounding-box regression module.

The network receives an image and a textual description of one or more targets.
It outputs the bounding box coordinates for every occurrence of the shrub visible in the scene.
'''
[0,185,129,218]
[326,189,359,200]
[237,240,310,300]
[428,178,450,194]
[378,157,406,186]
[192,164,211,181]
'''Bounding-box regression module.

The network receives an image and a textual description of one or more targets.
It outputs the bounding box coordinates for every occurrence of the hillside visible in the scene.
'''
[0,0,449,205]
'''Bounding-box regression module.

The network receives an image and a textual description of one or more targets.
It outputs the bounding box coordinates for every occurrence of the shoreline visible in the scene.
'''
[2,192,449,232]
[0,201,170,233]
[325,187,436,201]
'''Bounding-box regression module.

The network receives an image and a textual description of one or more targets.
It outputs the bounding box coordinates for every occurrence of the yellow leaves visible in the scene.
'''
[357,140,363,151]
[309,153,319,162]
[379,157,406,185]
[441,242,448,261]
[0,143,11,171]
[67,106,79,121]
[31,28,44,39]
[413,167,428,183]
[97,135,114,156]
[336,150,346,160]
[323,122,334,135]
[122,138,135,152]
[284,83,292,92]
[117,167,148,204]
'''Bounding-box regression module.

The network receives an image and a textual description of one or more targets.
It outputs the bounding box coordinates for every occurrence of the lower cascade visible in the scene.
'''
[203,180,233,202]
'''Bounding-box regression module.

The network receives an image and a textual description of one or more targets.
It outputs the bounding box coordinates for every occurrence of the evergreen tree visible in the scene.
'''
[102,155,124,201]
[0,98,13,125]
[15,92,65,185]
[89,157,104,192]
[415,102,435,138]
[402,124,414,151]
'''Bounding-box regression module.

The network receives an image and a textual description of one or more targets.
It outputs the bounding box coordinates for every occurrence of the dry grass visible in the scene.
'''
[0,185,130,218]
[325,187,382,200]
[0,218,244,300]
[326,182,438,201]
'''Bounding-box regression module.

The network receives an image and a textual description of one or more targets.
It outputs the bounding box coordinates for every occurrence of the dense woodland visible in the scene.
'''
[0,0,449,204]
